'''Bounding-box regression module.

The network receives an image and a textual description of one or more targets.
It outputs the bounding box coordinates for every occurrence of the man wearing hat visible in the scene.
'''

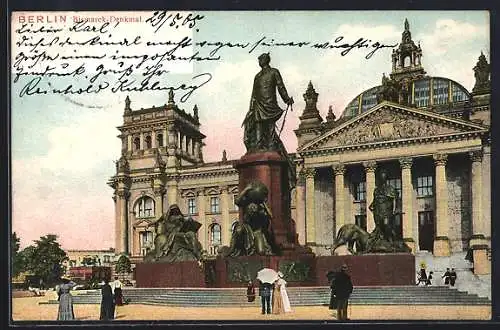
[332,264,353,320]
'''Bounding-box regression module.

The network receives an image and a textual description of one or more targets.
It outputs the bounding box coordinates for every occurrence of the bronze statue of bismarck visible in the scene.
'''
[243,53,294,152]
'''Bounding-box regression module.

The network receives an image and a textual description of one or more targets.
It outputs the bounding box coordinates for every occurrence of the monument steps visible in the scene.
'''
[40,286,491,306]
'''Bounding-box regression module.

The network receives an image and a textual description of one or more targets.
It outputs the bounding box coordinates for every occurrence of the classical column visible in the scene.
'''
[469,150,489,274]
[220,185,231,246]
[333,164,346,234]
[295,168,306,245]
[482,146,491,241]
[433,153,450,256]
[196,188,208,250]
[116,189,130,255]
[363,161,377,233]
[139,132,144,150]
[127,135,132,152]
[399,157,415,253]
[151,131,157,148]
[153,184,165,219]
[304,168,316,245]
[166,177,179,208]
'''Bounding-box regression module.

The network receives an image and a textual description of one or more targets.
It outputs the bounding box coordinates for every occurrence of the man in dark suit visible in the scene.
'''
[333,264,353,320]
[243,53,294,152]
[259,280,273,314]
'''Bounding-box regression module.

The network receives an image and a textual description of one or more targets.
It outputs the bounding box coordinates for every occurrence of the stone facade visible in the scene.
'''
[109,20,490,274]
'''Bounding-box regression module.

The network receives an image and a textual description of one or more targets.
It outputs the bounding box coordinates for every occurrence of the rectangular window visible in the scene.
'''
[433,79,449,105]
[387,178,402,198]
[354,182,366,201]
[414,79,430,107]
[416,175,434,197]
[187,198,197,215]
[141,231,153,245]
[355,215,367,231]
[210,196,220,213]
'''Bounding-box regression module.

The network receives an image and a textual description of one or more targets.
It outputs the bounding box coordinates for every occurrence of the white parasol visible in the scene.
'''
[257,268,279,284]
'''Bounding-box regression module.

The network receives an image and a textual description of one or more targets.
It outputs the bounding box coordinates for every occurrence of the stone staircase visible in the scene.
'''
[40,286,491,306]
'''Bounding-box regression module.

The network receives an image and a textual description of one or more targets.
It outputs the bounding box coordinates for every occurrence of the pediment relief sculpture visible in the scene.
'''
[311,106,480,149]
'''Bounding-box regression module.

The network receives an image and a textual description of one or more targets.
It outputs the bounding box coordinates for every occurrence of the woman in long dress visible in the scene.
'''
[100,278,115,320]
[277,272,292,313]
[271,278,284,314]
[57,277,76,320]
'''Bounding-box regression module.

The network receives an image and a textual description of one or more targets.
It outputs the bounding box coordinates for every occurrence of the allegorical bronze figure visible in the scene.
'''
[226,181,278,256]
[144,204,203,263]
[243,53,294,152]
[332,170,410,254]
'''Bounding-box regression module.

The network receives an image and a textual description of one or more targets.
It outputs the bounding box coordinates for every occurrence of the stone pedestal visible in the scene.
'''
[316,254,415,286]
[234,151,295,248]
[472,247,490,275]
[135,261,205,288]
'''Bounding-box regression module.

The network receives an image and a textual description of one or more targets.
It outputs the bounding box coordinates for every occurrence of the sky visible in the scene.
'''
[10,10,490,250]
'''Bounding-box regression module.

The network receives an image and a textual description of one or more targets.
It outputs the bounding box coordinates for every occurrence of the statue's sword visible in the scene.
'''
[278,103,293,137]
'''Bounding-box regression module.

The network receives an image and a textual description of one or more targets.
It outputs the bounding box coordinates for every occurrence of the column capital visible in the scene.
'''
[304,167,316,179]
[469,150,483,163]
[363,161,377,173]
[433,153,448,166]
[116,189,130,199]
[297,169,306,185]
[332,164,346,176]
[153,185,165,196]
[399,157,413,169]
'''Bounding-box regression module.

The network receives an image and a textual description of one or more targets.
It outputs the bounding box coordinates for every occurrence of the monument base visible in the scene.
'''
[135,261,205,288]
[316,254,416,286]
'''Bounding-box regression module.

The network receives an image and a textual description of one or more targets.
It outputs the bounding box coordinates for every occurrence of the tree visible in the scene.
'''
[81,256,97,266]
[23,235,68,286]
[11,232,23,277]
[115,254,131,281]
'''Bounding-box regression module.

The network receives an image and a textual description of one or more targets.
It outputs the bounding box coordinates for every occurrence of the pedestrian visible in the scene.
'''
[56,277,76,320]
[426,271,433,286]
[416,267,428,286]
[442,268,451,285]
[272,278,284,315]
[112,276,123,306]
[100,278,115,321]
[449,268,457,287]
[258,280,273,314]
[277,272,292,313]
[333,264,353,321]
[246,281,256,302]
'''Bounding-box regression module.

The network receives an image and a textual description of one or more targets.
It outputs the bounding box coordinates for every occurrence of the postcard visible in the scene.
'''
[10,10,492,322]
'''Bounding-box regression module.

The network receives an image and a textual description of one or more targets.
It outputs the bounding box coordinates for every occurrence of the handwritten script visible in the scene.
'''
[12,11,398,102]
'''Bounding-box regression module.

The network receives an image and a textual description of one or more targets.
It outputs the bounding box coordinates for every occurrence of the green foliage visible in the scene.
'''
[11,232,23,277]
[115,254,131,280]
[81,256,97,266]
[22,234,68,286]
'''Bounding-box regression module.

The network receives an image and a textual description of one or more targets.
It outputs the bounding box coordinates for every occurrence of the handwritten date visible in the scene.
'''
[145,11,204,33]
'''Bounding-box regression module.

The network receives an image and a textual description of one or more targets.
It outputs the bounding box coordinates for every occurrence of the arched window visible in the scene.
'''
[157,134,164,147]
[133,137,140,150]
[145,136,152,149]
[210,223,221,246]
[403,56,411,67]
[135,196,155,218]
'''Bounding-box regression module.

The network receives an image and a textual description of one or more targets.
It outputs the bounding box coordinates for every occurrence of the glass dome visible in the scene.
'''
[341,77,471,119]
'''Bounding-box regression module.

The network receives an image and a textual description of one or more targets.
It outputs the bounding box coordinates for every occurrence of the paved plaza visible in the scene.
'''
[11,295,491,322]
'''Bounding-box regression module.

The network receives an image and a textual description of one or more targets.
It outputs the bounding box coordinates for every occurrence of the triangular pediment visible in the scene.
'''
[299,102,488,152]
